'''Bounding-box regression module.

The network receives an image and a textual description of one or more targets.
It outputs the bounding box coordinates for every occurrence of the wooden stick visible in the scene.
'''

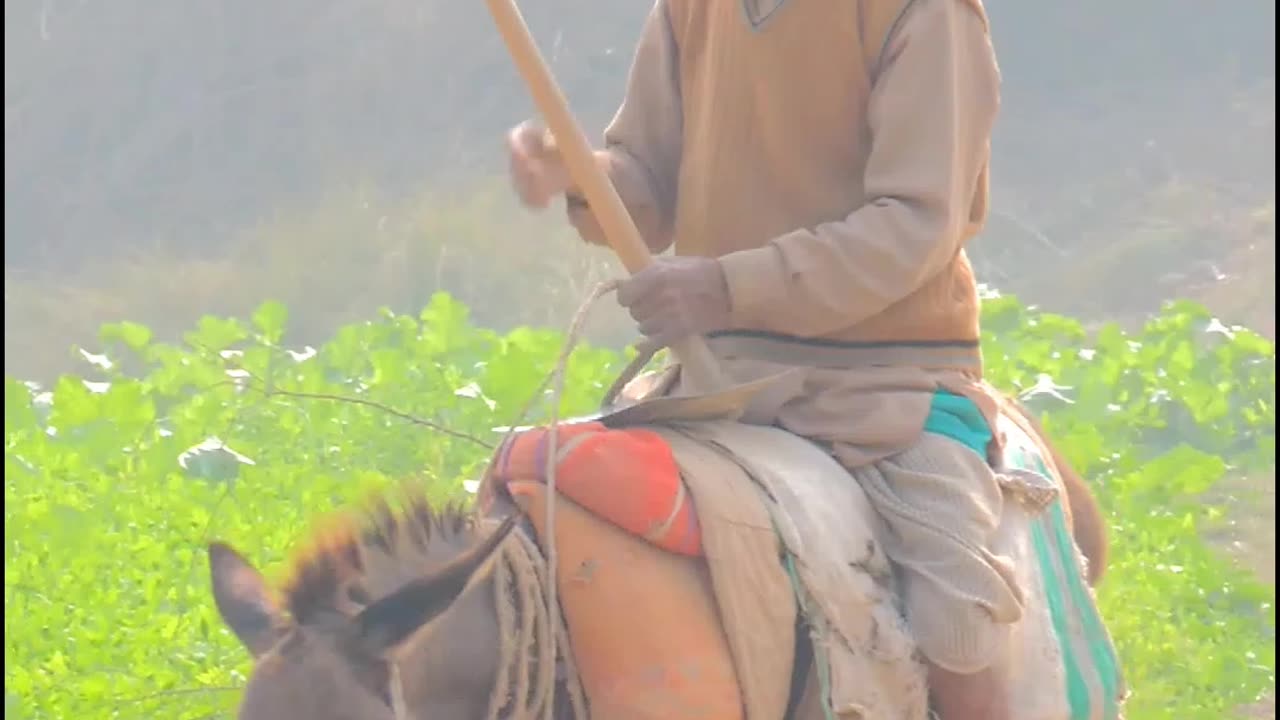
[483,0,727,394]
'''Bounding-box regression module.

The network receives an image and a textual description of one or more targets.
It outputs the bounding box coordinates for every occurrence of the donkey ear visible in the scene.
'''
[351,513,519,656]
[208,542,286,658]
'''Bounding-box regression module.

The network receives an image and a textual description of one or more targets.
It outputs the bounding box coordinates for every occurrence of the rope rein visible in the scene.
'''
[523,278,622,719]
[390,279,633,719]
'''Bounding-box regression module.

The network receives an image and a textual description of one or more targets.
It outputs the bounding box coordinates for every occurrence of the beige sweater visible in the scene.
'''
[571,0,1005,466]
[569,0,1000,374]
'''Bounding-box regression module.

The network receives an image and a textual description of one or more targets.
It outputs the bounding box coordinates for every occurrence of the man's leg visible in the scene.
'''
[928,663,1009,720]
[840,433,1022,720]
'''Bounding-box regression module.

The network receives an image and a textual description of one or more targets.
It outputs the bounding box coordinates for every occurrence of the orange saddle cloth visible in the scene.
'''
[486,420,703,556]
[481,421,745,720]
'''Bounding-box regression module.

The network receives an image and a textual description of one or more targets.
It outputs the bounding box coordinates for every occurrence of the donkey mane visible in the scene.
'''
[280,489,480,624]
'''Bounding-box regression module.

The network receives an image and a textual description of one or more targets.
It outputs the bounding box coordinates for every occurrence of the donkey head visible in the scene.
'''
[208,510,518,720]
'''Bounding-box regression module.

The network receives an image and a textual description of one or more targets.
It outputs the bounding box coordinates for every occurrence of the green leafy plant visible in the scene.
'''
[4,292,1274,719]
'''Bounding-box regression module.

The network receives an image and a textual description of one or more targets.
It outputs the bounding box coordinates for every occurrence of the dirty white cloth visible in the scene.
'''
[656,420,931,720]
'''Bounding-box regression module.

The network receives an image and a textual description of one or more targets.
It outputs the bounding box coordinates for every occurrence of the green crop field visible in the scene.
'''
[4,292,1274,719]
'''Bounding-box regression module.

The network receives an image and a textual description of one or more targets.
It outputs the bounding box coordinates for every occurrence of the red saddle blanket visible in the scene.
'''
[487,420,703,557]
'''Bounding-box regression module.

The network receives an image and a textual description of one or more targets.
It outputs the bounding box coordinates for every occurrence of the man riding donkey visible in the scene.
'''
[507,1,1106,718]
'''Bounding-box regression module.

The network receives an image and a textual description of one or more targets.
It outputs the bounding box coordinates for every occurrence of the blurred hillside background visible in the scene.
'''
[3,0,1275,379]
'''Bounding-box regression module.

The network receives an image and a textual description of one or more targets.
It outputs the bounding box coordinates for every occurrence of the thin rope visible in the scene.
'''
[784,553,837,720]
[482,278,622,720]
[539,278,621,717]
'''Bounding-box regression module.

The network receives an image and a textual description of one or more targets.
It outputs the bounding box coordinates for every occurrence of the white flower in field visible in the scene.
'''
[288,346,317,363]
[976,283,1002,300]
[1018,373,1075,404]
[454,382,496,410]
[78,348,113,370]
[178,436,257,483]
[1204,317,1242,342]
[462,480,480,494]
[224,368,252,394]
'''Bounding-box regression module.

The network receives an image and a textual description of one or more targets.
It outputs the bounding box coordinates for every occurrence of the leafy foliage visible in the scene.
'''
[4,292,1274,719]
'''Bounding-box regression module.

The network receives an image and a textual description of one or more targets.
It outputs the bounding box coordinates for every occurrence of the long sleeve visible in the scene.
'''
[567,0,683,254]
[715,0,1000,337]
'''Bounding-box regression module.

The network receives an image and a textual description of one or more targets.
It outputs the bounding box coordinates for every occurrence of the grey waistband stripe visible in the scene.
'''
[705,333,983,370]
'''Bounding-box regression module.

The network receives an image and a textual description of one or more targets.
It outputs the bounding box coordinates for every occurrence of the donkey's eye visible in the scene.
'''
[346,584,371,606]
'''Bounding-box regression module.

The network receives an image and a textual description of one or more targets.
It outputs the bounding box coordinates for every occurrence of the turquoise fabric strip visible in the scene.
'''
[923,390,992,458]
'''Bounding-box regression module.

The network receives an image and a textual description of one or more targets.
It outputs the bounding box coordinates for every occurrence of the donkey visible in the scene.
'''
[208,403,1109,720]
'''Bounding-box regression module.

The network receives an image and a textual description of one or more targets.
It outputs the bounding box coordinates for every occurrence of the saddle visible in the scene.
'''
[480,375,1125,720]
[479,371,925,720]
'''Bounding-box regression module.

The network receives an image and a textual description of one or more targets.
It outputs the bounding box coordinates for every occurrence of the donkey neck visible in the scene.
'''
[323,507,509,719]
[392,520,583,719]
[393,563,505,720]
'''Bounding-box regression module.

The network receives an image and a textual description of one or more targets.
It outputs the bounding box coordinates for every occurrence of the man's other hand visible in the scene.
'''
[616,256,732,347]
[507,121,571,210]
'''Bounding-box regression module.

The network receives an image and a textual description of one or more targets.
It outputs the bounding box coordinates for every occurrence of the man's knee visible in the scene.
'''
[905,577,1015,675]
[908,587,1014,719]
[927,661,1009,720]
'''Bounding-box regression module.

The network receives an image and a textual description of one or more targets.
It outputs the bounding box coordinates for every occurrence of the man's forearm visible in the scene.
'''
[566,0,683,254]
[565,149,674,255]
